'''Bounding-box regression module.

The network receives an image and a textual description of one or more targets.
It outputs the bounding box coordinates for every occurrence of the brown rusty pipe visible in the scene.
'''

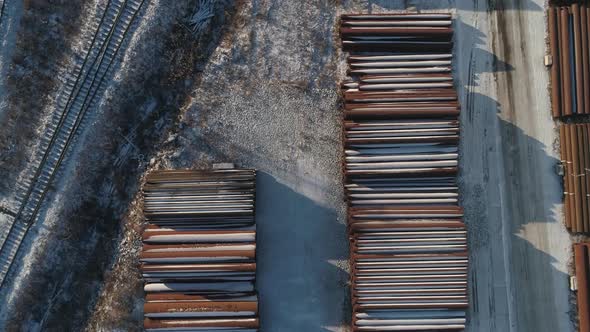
[573,4,585,115]
[585,124,590,232]
[340,27,453,36]
[144,301,258,316]
[342,41,454,53]
[549,6,562,118]
[560,7,573,116]
[144,317,259,329]
[345,109,460,119]
[571,125,583,232]
[345,136,459,144]
[587,5,590,114]
[566,124,576,231]
[582,4,590,115]
[560,125,571,229]
[341,14,452,20]
[577,125,588,231]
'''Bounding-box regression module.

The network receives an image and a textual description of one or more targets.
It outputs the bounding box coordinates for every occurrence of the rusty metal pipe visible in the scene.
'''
[350,54,452,62]
[573,4,585,114]
[340,27,453,36]
[571,125,583,232]
[144,317,259,330]
[560,125,571,229]
[341,14,452,20]
[549,6,562,117]
[582,4,590,115]
[566,124,576,231]
[584,125,590,232]
[561,8,573,116]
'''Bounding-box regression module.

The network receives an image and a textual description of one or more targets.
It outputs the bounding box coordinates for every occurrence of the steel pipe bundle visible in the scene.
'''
[574,243,590,332]
[141,169,259,332]
[559,124,590,233]
[341,13,467,331]
[548,2,590,117]
[341,14,454,52]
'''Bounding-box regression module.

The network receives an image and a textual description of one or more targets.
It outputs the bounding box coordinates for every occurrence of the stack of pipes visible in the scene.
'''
[341,13,468,331]
[574,243,590,332]
[140,169,259,332]
[560,124,590,233]
[548,1,590,117]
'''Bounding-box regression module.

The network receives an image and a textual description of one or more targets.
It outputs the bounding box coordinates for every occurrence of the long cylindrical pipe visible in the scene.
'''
[549,7,562,117]
[560,8,573,116]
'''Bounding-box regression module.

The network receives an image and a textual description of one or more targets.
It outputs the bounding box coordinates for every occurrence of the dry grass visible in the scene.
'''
[0,0,86,194]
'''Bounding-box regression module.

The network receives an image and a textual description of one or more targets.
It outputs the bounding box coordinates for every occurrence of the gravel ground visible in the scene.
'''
[0,0,578,331]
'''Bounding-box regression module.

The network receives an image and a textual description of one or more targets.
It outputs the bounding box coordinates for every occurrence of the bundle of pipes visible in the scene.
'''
[548,2,590,117]
[340,14,454,52]
[141,169,259,332]
[574,243,590,332]
[350,211,467,330]
[341,13,467,331]
[559,124,590,233]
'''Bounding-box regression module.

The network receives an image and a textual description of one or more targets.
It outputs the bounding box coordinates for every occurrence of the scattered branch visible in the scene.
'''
[187,0,215,37]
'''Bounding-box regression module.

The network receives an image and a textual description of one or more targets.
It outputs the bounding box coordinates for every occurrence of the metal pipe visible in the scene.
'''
[341,14,452,20]
[350,54,452,61]
[560,125,571,229]
[573,4,585,114]
[584,125,590,232]
[571,124,583,232]
[560,7,573,116]
[549,6,562,117]
[582,4,590,115]
[340,27,453,36]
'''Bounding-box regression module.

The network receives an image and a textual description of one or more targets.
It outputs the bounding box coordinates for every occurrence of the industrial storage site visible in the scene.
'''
[0,0,589,331]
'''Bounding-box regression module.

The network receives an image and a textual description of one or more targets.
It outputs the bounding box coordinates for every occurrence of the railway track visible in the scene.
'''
[0,0,145,288]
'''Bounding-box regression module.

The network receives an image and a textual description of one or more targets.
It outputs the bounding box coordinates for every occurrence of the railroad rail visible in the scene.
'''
[141,169,259,331]
[340,13,468,331]
[0,0,145,288]
[548,2,590,117]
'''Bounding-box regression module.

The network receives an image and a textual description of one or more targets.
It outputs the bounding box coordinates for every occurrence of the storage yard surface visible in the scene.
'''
[0,0,575,331]
[453,1,572,331]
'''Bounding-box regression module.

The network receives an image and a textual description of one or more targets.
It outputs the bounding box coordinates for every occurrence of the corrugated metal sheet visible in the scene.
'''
[140,169,259,331]
[341,13,468,331]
